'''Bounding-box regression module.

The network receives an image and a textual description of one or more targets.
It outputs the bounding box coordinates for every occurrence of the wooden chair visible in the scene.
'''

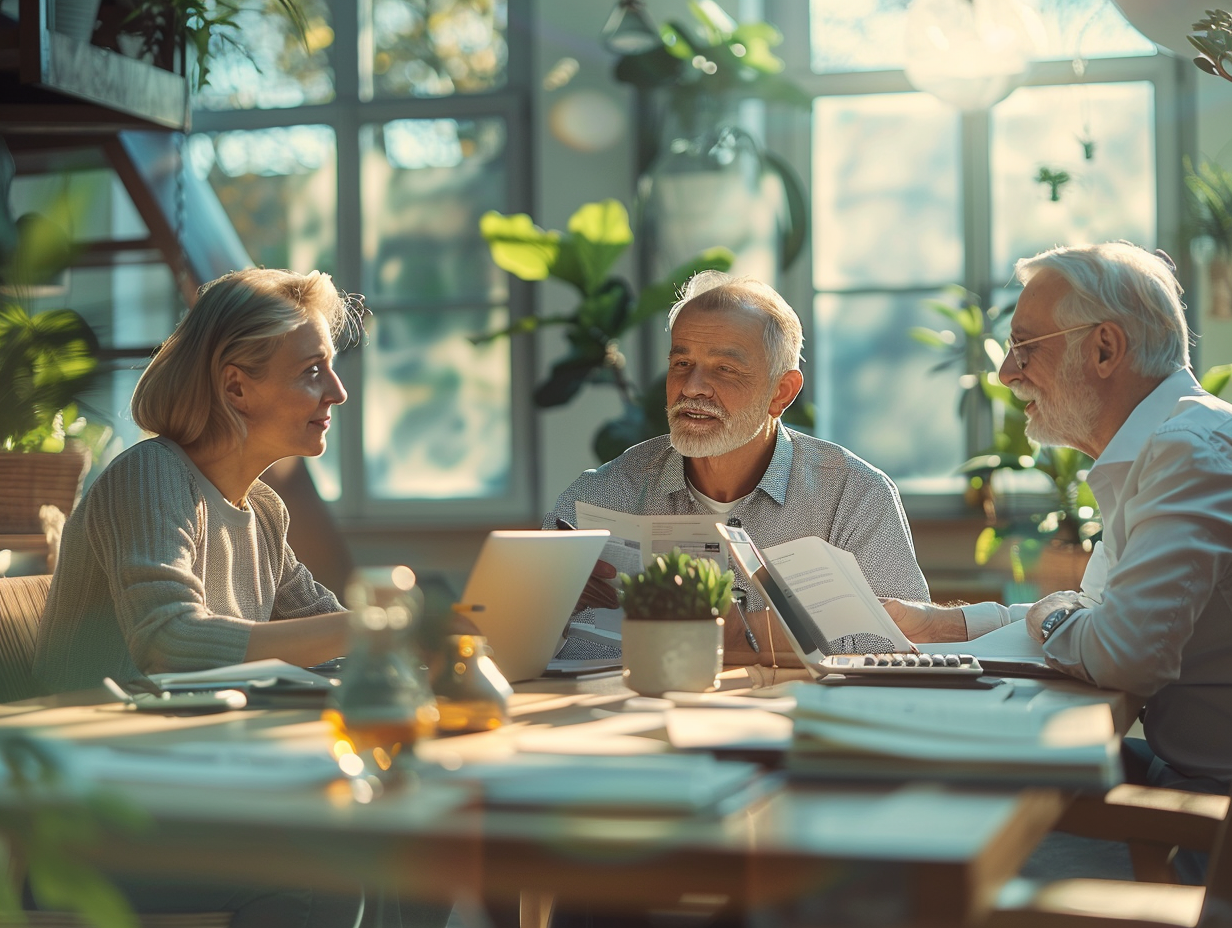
[988,784,1232,928]
[0,573,52,704]
[0,575,232,928]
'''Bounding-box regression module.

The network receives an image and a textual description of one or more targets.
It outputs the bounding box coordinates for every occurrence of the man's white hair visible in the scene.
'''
[666,270,804,379]
[1014,241,1190,378]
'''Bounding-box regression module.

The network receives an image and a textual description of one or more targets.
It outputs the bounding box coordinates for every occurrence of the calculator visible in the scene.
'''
[819,653,984,677]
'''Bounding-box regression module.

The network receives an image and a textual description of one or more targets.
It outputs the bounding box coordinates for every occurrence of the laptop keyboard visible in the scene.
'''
[819,653,983,677]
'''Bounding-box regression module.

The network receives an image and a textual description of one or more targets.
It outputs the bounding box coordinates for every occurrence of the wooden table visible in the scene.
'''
[0,669,1132,927]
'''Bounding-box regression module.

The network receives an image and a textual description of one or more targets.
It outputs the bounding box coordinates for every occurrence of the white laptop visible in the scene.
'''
[460,529,610,683]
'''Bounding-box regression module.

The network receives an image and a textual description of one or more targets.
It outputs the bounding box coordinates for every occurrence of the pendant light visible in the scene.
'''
[903,0,1041,111]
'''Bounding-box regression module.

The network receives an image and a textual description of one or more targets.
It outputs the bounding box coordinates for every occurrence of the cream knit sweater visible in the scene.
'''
[33,437,340,694]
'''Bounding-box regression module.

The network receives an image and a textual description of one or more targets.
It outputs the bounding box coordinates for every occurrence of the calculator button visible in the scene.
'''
[863,656,877,666]
[890,655,905,666]
[959,654,975,665]
[944,655,961,667]
[902,655,919,667]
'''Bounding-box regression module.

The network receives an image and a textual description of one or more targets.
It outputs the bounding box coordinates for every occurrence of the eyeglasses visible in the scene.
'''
[1004,323,1099,370]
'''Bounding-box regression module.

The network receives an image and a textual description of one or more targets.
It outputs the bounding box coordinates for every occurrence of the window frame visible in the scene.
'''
[764,0,1196,519]
[191,0,538,528]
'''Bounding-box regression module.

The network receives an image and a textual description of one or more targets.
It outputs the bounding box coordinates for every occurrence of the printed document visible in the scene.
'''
[762,535,913,652]
[573,502,728,633]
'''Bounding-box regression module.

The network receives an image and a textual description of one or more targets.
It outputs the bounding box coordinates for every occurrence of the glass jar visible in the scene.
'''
[323,566,439,771]
[431,633,512,734]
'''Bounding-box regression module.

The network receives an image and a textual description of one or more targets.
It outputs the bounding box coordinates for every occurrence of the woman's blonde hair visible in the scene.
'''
[131,268,363,448]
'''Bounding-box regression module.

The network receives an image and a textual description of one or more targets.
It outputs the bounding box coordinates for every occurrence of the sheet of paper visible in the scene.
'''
[574,502,729,632]
[149,659,333,688]
[424,753,763,814]
[920,620,1046,661]
[762,536,913,652]
[665,708,793,751]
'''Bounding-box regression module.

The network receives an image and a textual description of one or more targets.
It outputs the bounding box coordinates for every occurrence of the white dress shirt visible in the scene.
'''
[963,370,1232,779]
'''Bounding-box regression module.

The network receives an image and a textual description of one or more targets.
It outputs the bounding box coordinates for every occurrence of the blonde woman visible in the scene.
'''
[34,268,363,695]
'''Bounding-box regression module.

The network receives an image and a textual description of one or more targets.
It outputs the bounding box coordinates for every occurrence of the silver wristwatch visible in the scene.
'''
[1039,605,1079,642]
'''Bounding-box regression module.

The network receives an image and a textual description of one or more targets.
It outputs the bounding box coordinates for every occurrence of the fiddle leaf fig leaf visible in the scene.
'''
[479,211,560,281]
[974,526,1002,566]
[567,200,633,294]
[1201,363,1232,398]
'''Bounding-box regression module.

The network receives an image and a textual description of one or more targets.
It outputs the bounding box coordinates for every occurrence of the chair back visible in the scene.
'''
[0,574,51,703]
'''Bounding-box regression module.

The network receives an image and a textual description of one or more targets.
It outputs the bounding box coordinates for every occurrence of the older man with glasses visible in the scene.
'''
[886,241,1232,861]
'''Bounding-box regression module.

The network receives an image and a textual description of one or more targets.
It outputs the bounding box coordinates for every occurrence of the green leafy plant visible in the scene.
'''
[1190,9,1232,83]
[1202,363,1232,399]
[1185,157,1232,251]
[913,289,1100,578]
[619,548,734,622]
[0,203,105,455]
[611,1,810,272]
[0,734,149,928]
[1036,166,1072,202]
[962,370,1101,580]
[910,285,1006,431]
[475,199,734,462]
[612,0,811,110]
[118,0,309,91]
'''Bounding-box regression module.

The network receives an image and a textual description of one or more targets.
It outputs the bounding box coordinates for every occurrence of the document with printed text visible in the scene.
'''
[573,502,728,633]
[762,535,913,652]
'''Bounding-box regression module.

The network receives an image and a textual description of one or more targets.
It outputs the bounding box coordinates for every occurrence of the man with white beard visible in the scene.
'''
[885,242,1232,809]
[544,271,929,664]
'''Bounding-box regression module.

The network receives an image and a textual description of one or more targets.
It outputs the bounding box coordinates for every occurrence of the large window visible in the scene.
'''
[767,0,1190,505]
[191,0,532,524]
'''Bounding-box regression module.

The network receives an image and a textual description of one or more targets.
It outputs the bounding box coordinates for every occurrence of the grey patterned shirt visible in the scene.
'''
[543,426,929,658]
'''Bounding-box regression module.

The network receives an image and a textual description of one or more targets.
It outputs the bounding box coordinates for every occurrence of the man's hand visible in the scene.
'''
[1025,591,1080,643]
[880,599,969,642]
[574,559,619,613]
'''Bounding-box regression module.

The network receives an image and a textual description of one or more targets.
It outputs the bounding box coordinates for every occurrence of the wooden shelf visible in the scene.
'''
[2,0,189,133]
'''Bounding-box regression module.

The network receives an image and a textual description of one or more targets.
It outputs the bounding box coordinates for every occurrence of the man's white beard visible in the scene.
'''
[1014,345,1099,448]
[668,393,774,458]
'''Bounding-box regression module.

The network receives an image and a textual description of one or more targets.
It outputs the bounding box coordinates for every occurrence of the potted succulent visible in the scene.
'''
[618,548,734,696]
[0,198,105,537]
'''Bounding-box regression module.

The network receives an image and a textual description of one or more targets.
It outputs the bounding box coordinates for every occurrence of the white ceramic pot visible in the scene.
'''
[621,617,723,697]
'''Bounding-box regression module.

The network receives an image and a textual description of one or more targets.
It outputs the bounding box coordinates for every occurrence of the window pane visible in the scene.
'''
[809,0,1155,74]
[814,93,961,290]
[62,265,179,350]
[188,127,338,273]
[360,119,507,303]
[814,291,964,481]
[1030,0,1156,60]
[193,0,335,110]
[991,82,1155,281]
[363,308,511,499]
[9,168,147,242]
[365,0,508,99]
[811,0,909,74]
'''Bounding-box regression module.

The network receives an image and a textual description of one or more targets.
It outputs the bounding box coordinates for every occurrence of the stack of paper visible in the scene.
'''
[787,682,1120,789]
[423,753,765,816]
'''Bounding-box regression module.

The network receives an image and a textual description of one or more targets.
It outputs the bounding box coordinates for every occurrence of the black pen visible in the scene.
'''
[731,588,761,653]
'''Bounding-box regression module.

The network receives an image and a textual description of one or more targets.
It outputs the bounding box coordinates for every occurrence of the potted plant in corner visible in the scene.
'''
[619,548,734,697]
[0,201,105,541]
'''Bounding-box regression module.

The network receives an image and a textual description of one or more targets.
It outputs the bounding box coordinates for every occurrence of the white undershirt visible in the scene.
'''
[685,477,744,516]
